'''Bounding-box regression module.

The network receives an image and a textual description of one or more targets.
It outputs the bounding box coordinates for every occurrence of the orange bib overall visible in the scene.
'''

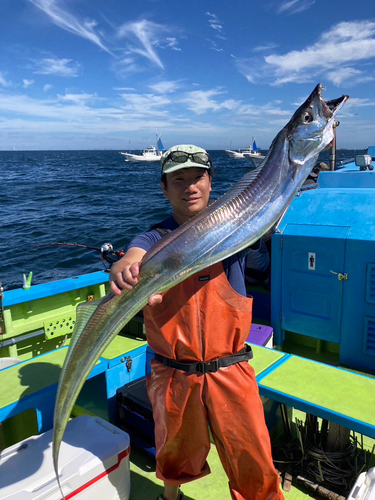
[144,262,283,500]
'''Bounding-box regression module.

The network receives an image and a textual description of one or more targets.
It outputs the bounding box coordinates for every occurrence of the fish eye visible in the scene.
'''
[302,111,314,124]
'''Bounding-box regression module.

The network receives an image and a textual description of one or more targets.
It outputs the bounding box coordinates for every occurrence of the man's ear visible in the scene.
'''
[161,181,168,198]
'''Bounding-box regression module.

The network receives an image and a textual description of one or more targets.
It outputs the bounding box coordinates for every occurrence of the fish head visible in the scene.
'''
[286,83,349,176]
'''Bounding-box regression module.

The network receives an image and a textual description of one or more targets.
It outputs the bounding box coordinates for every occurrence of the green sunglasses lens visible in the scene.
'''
[170,152,190,163]
[192,152,210,165]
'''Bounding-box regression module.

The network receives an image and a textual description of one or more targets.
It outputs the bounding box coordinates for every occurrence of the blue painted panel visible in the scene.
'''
[3,271,109,306]
[0,384,57,432]
[319,171,375,189]
[363,317,375,357]
[280,224,349,342]
[366,264,375,305]
[104,344,148,369]
[105,351,147,399]
[271,232,284,346]
[146,346,154,375]
[105,351,147,423]
[277,189,375,241]
[258,385,375,439]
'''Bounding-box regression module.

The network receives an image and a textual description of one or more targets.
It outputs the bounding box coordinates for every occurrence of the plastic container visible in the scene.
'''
[0,414,131,499]
[347,467,375,500]
[355,154,372,168]
[246,323,274,348]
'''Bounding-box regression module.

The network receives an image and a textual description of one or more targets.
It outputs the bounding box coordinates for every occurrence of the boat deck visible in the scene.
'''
[2,336,375,498]
[129,445,310,500]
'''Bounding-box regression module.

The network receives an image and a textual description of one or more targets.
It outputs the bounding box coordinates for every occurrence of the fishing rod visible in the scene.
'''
[32,242,125,269]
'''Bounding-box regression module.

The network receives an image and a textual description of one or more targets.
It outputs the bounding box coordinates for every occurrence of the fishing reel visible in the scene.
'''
[99,243,125,270]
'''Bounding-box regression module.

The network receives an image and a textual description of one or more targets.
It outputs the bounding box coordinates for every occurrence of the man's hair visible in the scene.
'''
[161,166,214,187]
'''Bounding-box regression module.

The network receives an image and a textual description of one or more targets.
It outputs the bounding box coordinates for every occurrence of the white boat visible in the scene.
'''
[225,138,265,166]
[120,135,164,162]
[224,149,246,159]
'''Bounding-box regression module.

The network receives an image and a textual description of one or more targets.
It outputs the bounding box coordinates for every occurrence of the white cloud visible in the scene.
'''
[149,81,180,94]
[344,97,375,110]
[208,40,224,52]
[28,0,111,54]
[0,92,143,126]
[252,43,279,53]
[181,89,238,115]
[236,100,291,117]
[43,84,53,92]
[113,87,136,91]
[32,57,81,77]
[23,79,35,88]
[277,0,315,14]
[0,72,12,87]
[119,92,171,115]
[57,93,102,104]
[111,57,142,78]
[206,12,223,32]
[117,20,165,69]
[27,1,180,77]
[236,20,375,86]
[165,38,181,52]
[326,67,375,86]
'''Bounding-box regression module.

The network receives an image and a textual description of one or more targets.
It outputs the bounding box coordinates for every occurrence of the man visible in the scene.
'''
[110,145,283,500]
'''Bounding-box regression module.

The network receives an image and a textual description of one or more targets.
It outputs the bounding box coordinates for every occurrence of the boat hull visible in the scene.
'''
[225,149,245,159]
[243,152,265,167]
[120,152,162,162]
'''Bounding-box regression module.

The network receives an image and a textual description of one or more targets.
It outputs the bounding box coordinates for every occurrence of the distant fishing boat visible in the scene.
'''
[120,135,165,162]
[225,137,265,166]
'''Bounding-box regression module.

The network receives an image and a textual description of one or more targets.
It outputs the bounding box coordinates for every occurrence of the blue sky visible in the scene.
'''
[1,0,375,151]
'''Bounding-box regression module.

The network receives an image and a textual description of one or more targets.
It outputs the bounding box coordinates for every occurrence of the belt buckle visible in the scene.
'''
[196,359,219,374]
[196,361,206,374]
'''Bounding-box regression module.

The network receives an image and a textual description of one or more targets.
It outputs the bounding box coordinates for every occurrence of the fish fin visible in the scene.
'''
[69,299,103,349]
[292,163,301,181]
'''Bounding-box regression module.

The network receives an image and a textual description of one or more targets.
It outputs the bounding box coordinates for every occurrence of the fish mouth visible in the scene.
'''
[314,83,349,120]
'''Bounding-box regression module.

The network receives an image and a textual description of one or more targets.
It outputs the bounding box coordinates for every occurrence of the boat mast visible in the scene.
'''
[329,121,338,171]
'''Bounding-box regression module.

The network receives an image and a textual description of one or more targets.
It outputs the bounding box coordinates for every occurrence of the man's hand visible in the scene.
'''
[109,258,162,305]
[110,261,140,295]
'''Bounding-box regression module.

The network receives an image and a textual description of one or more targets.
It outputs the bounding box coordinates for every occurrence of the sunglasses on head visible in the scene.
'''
[161,151,212,170]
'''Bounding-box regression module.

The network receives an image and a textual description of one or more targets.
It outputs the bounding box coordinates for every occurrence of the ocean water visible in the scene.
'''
[0,148,365,291]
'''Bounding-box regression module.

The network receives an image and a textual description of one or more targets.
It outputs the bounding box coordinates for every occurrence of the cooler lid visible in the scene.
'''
[0,415,130,499]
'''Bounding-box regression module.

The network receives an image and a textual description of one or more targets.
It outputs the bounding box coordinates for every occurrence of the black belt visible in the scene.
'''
[154,344,253,374]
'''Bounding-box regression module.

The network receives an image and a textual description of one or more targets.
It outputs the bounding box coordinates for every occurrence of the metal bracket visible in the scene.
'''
[121,356,133,372]
[330,270,348,281]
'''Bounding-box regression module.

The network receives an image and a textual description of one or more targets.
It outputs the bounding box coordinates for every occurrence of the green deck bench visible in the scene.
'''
[250,344,375,439]
[0,335,147,439]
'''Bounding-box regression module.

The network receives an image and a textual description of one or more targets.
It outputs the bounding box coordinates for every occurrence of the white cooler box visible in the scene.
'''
[347,467,375,500]
[0,415,131,500]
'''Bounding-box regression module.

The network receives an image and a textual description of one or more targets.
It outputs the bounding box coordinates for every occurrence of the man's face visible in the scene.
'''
[161,167,212,224]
